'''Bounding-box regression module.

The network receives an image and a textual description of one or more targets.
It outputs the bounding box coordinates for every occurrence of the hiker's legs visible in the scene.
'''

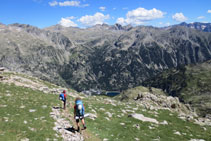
[81,119,85,125]
[76,122,80,128]
[81,118,86,129]
[63,100,66,110]
[76,119,80,131]
[60,101,62,109]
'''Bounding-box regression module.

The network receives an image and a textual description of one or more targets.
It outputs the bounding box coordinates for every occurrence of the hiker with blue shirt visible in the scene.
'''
[74,97,86,132]
[59,90,67,110]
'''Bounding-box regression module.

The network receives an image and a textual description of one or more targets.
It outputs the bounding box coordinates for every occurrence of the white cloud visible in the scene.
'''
[49,1,58,6]
[116,7,165,26]
[59,1,80,6]
[208,10,211,13]
[172,13,187,22]
[49,1,89,7]
[78,12,110,26]
[99,7,106,11]
[116,17,126,25]
[127,8,165,20]
[197,16,205,19]
[59,17,78,27]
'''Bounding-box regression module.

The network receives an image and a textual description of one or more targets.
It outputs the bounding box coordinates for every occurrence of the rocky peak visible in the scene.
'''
[113,23,124,30]
[88,23,110,30]
[9,23,43,36]
[179,22,211,32]
[123,24,133,31]
[47,24,65,31]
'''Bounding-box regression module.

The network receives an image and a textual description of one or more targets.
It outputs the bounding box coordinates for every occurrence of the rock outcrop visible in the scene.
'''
[142,60,211,116]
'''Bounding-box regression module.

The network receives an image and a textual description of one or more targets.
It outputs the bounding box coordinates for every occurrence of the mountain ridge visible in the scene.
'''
[0,22,211,91]
[179,22,211,32]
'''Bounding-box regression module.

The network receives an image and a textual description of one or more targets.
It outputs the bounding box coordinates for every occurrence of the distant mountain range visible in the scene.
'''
[179,22,211,32]
[0,22,211,91]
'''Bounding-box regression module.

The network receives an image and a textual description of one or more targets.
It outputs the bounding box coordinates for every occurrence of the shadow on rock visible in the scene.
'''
[65,127,76,133]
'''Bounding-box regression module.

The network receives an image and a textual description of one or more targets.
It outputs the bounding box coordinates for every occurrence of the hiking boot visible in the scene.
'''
[83,125,87,130]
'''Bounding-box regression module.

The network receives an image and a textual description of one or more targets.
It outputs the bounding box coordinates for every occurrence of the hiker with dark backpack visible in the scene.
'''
[59,90,67,110]
[74,97,86,132]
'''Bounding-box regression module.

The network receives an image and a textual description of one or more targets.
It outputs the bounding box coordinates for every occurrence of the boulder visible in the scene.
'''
[39,87,50,93]
[86,113,97,120]
[105,112,112,118]
[50,88,59,94]
[174,131,181,135]
[135,138,140,141]
[205,114,211,120]
[166,96,180,109]
[0,68,5,71]
[129,113,159,124]
[160,120,168,125]
[120,123,125,125]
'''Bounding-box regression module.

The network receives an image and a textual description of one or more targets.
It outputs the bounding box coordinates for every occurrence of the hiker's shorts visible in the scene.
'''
[62,99,66,104]
[75,115,84,122]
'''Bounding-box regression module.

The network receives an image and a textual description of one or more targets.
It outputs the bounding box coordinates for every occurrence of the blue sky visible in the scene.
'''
[0,0,211,28]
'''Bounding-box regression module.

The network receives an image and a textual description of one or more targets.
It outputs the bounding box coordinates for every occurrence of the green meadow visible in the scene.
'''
[0,72,211,141]
[0,82,61,140]
[83,96,211,141]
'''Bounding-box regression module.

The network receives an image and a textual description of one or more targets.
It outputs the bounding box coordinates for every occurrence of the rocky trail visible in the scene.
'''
[50,101,98,141]
[50,104,84,141]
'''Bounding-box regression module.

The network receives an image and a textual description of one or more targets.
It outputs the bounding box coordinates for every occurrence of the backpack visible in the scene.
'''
[75,100,84,116]
[59,93,65,101]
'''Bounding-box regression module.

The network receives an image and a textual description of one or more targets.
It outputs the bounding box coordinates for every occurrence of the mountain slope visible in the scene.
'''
[0,23,72,86]
[0,23,211,91]
[59,25,211,91]
[1,70,211,140]
[0,71,62,140]
[142,60,211,117]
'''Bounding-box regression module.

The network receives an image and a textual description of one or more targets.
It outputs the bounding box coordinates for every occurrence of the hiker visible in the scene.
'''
[74,97,86,132]
[59,90,67,109]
